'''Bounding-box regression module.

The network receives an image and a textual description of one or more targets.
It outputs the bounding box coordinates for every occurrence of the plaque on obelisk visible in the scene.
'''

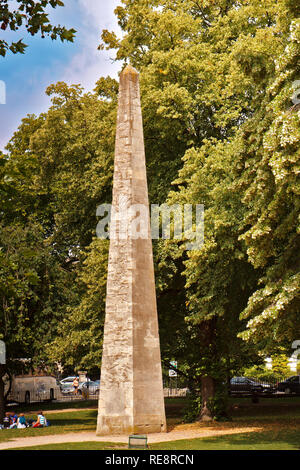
[96,65,167,435]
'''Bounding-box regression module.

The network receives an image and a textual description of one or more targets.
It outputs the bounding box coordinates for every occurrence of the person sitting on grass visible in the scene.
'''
[2,412,11,429]
[32,411,47,428]
[9,411,18,429]
[17,413,28,429]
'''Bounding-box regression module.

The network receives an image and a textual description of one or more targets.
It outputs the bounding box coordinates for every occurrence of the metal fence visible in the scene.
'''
[8,375,298,406]
[164,388,189,398]
[57,390,99,402]
[7,388,99,405]
[228,375,297,397]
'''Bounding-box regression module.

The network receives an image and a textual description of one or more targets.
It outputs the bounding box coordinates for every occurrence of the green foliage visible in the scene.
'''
[184,386,230,422]
[46,239,109,370]
[183,392,202,423]
[242,367,287,383]
[271,355,291,378]
[237,13,300,349]
[0,0,76,57]
[1,0,299,423]
[207,388,231,422]
[99,0,300,408]
[0,221,76,370]
[243,354,291,382]
[0,77,117,377]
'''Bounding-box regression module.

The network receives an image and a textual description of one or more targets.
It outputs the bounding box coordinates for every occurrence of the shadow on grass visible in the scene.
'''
[150,429,300,451]
[46,410,97,426]
[232,403,300,424]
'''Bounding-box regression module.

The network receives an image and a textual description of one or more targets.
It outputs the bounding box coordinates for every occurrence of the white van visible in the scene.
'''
[5,375,60,404]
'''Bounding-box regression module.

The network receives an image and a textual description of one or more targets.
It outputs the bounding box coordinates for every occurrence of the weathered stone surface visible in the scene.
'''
[96,65,167,436]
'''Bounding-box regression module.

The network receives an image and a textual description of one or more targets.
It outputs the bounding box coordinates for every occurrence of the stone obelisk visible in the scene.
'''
[96,65,167,435]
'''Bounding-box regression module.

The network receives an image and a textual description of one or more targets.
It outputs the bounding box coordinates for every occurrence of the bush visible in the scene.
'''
[208,388,232,422]
[183,393,202,423]
[183,385,231,422]
[243,363,290,383]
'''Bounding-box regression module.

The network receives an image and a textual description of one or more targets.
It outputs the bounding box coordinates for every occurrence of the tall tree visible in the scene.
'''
[99,0,300,418]
[237,9,300,351]
[0,77,117,418]
[1,0,298,424]
[0,221,76,420]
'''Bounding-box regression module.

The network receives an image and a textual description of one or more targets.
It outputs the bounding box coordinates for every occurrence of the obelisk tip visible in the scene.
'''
[121,64,139,76]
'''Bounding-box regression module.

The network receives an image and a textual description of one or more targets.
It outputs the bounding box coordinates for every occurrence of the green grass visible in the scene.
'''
[3,396,300,450]
[1,398,185,444]
[150,429,300,450]
[230,400,300,423]
[11,428,300,450]
[14,442,126,450]
[0,409,97,443]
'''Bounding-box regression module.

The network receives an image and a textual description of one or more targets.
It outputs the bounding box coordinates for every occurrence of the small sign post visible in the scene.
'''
[128,435,148,449]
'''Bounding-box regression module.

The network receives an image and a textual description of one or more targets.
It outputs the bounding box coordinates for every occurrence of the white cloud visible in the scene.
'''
[61,0,123,91]
[78,0,119,29]
[0,0,124,150]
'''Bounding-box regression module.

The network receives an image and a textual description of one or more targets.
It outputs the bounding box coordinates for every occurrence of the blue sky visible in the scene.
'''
[0,0,122,150]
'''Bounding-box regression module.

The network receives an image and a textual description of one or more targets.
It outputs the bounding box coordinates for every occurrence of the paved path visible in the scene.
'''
[0,426,261,450]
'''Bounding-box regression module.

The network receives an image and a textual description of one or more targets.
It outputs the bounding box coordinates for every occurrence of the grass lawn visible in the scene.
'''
[15,442,126,450]
[150,429,300,450]
[0,398,185,444]
[11,428,300,450]
[0,409,98,443]
[229,397,300,424]
[2,396,300,450]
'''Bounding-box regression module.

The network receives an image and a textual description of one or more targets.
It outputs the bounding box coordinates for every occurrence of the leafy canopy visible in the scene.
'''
[0,0,76,57]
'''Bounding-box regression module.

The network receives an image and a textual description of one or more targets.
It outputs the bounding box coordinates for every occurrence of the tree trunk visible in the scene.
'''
[0,365,5,423]
[198,319,217,421]
[200,375,215,421]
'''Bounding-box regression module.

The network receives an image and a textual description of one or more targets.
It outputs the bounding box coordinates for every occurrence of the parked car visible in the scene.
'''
[60,385,79,395]
[277,376,300,394]
[230,377,274,395]
[81,380,100,396]
[59,376,77,387]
